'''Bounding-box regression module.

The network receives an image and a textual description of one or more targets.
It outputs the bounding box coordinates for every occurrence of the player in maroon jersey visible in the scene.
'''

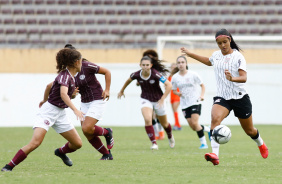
[65,44,114,160]
[38,44,114,160]
[1,49,84,172]
[118,55,175,150]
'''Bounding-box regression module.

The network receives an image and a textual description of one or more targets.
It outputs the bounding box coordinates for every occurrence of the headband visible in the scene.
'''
[215,35,230,40]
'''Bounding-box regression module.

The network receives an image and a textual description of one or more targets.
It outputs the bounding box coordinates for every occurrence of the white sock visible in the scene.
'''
[211,137,220,156]
[199,136,207,145]
[202,125,210,132]
[153,124,159,137]
[253,134,264,146]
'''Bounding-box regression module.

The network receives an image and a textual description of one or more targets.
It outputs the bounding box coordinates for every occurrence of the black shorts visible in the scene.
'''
[182,104,202,119]
[213,94,252,119]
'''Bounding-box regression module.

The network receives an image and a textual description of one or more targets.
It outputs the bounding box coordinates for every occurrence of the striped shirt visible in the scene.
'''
[209,49,247,100]
[48,69,75,108]
[130,68,165,102]
[75,60,103,103]
[171,71,203,109]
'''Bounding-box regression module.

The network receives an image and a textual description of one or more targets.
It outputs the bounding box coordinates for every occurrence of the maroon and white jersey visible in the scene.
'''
[130,68,165,102]
[48,69,76,108]
[75,59,103,103]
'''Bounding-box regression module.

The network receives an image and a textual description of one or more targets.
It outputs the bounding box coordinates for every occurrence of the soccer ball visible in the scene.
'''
[212,125,231,144]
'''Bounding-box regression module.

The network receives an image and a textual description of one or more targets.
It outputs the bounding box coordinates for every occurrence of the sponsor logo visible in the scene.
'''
[246,113,250,116]
[79,75,85,80]
[149,80,155,84]
[214,99,221,103]
[44,120,50,125]
[192,108,196,111]
[139,80,143,83]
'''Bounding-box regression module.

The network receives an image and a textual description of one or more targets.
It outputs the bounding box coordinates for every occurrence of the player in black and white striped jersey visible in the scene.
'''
[181,28,268,165]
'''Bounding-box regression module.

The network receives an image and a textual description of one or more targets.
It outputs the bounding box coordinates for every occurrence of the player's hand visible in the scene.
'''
[136,81,140,86]
[180,47,190,56]
[157,98,165,108]
[224,70,232,81]
[175,92,182,97]
[117,91,125,99]
[199,96,204,101]
[71,87,79,99]
[102,90,110,101]
[74,109,85,122]
[39,100,46,108]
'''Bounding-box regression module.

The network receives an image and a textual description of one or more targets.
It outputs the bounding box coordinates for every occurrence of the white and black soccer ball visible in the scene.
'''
[212,125,231,144]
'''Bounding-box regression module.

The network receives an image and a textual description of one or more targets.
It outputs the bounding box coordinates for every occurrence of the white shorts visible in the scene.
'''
[140,98,167,116]
[33,102,74,134]
[80,100,107,121]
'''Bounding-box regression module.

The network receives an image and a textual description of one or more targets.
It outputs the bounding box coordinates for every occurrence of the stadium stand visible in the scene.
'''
[0,0,281,48]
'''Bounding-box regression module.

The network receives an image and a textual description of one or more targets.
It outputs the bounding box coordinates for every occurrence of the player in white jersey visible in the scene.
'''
[171,56,210,149]
[181,28,268,165]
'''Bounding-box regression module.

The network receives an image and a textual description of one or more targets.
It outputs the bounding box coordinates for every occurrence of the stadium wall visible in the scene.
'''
[0,49,282,73]
[0,63,281,127]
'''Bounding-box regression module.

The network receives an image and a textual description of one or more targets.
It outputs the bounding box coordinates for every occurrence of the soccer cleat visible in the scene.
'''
[54,149,73,166]
[100,150,113,160]
[150,143,159,150]
[168,135,175,148]
[173,126,182,131]
[258,143,268,159]
[205,153,219,166]
[1,164,13,172]
[199,144,208,149]
[105,128,114,149]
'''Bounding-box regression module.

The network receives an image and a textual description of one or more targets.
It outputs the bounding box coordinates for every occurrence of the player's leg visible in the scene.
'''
[141,106,158,149]
[238,115,268,159]
[152,112,160,139]
[157,115,175,148]
[172,101,181,130]
[1,128,47,171]
[81,100,114,150]
[187,113,208,149]
[205,104,229,165]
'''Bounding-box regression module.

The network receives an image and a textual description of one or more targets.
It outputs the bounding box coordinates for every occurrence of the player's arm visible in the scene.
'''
[225,69,247,83]
[158,77,172,106]
[117,77,133,99]
[60,86,84,121]
[98,66,111,101]
[39,81,53,108]
[181,47,211,66]
[199,83,205,101]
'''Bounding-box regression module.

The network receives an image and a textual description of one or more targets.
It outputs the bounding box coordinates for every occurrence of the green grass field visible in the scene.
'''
[0,125,281,184]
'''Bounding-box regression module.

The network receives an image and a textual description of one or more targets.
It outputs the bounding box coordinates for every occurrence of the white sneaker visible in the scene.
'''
[168,135,175,148]
[150,143,158,150]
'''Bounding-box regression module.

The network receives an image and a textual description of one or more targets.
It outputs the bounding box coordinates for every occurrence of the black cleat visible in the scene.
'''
[105,128,114,149]
[54,149,73,166]
[100,150,113,160]
[1,164,13,172]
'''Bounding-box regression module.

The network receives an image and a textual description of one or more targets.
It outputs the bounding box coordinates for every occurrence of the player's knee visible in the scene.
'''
[211,114,223,124]
[72,139,83,150]
[245,128,256,137]
[82,124,94,136]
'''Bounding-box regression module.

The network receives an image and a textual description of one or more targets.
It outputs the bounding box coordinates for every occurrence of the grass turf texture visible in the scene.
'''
[0,125,281,184]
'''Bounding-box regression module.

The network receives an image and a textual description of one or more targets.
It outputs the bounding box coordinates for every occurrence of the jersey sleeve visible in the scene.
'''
[154,70,167,84]
[84,61,100,74]
[130,71,137,80]
[171,75,177,90]
[57,72,70,87]
[194,72,203,85]
[209,52,216,66]
[237,54,247,72]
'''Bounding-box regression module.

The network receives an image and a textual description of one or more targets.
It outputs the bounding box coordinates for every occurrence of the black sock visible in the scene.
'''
[197,128,204,138]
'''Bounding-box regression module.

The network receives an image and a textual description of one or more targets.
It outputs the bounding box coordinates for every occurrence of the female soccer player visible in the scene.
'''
[1,48,85,171]
[171,56,210,149]
[117,56,175,150]
[168,63,181,131]
[40,44,114,160]
[181,28,268,165]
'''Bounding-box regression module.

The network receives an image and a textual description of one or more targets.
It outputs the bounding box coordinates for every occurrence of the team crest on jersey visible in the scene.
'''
[225,57,230,63]
[44,120,50,125]
[79,75,85,80]
[149,80,155,84]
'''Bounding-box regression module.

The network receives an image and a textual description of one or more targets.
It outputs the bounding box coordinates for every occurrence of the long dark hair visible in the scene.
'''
[56,48,81,73]
[215,29,242,52]
[171,56,188,75]
[142,49,169,75]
